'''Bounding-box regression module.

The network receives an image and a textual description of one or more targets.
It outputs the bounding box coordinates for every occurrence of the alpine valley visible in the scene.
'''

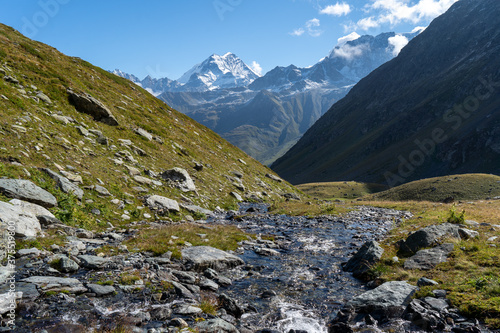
[114,31,419,165]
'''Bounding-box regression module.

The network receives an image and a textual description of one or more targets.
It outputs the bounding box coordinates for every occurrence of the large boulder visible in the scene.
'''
[399,223,460,254]
[343,240,384,280]
[161,168,196,192]
[0,179,57,208]
[181,246,244,272]
[67,89,118,126]
[345,281,417,322]
[0,201,41,237]
[403,243,454,270]
[41,168,84,200]
[9,199,55,219]
[146,195,180,213]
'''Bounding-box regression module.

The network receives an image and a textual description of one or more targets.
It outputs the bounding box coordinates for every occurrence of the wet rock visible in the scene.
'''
[0,179,57,208]
[195,318,239,333]
[67,89,118,126]
[328,322,354,333]
[218,294,244,318]
[0,201,41,237]
[261,290,277,298]
[404,243,454,270]
[146,195,180,213]
[161,167,196,192]
[343,240,383,280]
[41,168,84,200]
[86,283,115,296]
[255,248,280,256]
[399,223,460,254]
[182,246,244,272]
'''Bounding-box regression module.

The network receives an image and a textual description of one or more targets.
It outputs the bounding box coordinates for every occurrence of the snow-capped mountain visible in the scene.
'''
[178,52,261,91]
[113,31,420,164]
[112,69,141,83]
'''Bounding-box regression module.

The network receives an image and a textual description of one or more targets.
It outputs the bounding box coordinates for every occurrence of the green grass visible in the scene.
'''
[125,223,251,259]
[297,181,388,200]
[358,199,500,329]
[365,174,500,202]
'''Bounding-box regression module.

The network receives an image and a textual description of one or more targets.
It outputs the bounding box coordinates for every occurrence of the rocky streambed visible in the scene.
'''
[1,204,494,332]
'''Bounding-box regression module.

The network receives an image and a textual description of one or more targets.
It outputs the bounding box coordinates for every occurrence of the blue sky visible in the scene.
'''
[0,0,457,79]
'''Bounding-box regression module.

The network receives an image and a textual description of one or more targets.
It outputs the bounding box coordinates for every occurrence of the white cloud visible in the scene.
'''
[411,26,427,34]
[337,32,361,46]
[290,28,305,37]
[250,61,263,76]
[388,34,409,56]
[290,18,323,37]
[320,2,351,16]
[354,0,458,30]
[357,16,380,30]
[306,18,323,37]
[332,43,369,61]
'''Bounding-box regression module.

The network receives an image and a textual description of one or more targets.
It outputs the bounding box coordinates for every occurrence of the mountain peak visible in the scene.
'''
[177,52,260,91]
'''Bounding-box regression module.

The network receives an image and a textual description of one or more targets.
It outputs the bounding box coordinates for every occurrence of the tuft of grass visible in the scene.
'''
[199,293,219,315]
[119,272,141,285]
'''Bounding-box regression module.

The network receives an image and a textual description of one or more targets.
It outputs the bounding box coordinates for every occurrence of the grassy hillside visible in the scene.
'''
[297,181,387,200]
[365,174,500,202]
[0,23,299,231]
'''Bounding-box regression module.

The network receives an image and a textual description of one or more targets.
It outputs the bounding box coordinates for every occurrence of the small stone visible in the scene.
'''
[59,256,79,273]
[94,185,111,196]
[417,277,439,287]
[87,284,115,296]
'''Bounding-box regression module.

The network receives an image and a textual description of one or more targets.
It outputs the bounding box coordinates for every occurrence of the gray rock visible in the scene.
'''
[0,292,22,315]
[230,192,243,202]
[146,195,180,213]
[86,283,115,296]
[22,276,87,294]
[36,92,52,104]
[458,228,479,240]
[0,266,14,285]
[16,248,40,258]
[181,204,212,217]
[9,199,55,219]
[199,278,219,291]
[182,246,244,272]
[3,76,19,84]
[135,128,153,141]
[75,126,89,136]
[172,270,197,285]
[255,248,280,256]
[51,114,70,124]
[0,179,57,208]
[41,168,84,200]
[94,185,111,196]
[265,173,283,182]
[347,281,417,310]
[150,305,172,320]
[417,277,439,287]
[400,223,460,254]
[59,256,79,273]
[195,318,239,333]
[343,240,384,279]
[160,168,196,192]
[37,215,62,227]
[77,255,110,269]
[218,294,244,318]
[0,201,41,237]
[67,89,118,126]
[171,281,198,300]
[423,297,449,311]
[404,243,454,270]
[173,303,202,315]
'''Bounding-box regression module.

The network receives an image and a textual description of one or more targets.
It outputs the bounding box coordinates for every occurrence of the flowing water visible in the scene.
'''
[214,204,412,332]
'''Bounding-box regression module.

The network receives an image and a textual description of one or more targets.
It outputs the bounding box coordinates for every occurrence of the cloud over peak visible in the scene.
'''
[320,2,351,16]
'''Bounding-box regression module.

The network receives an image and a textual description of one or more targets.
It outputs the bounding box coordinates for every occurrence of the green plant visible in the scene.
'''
[199,294,219,315]
[447,206,466,224]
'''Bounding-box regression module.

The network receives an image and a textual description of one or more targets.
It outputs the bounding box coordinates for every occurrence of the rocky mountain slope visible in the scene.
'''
[116,32,417,165]
[0,22,299,233]
[272,0,500,185]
